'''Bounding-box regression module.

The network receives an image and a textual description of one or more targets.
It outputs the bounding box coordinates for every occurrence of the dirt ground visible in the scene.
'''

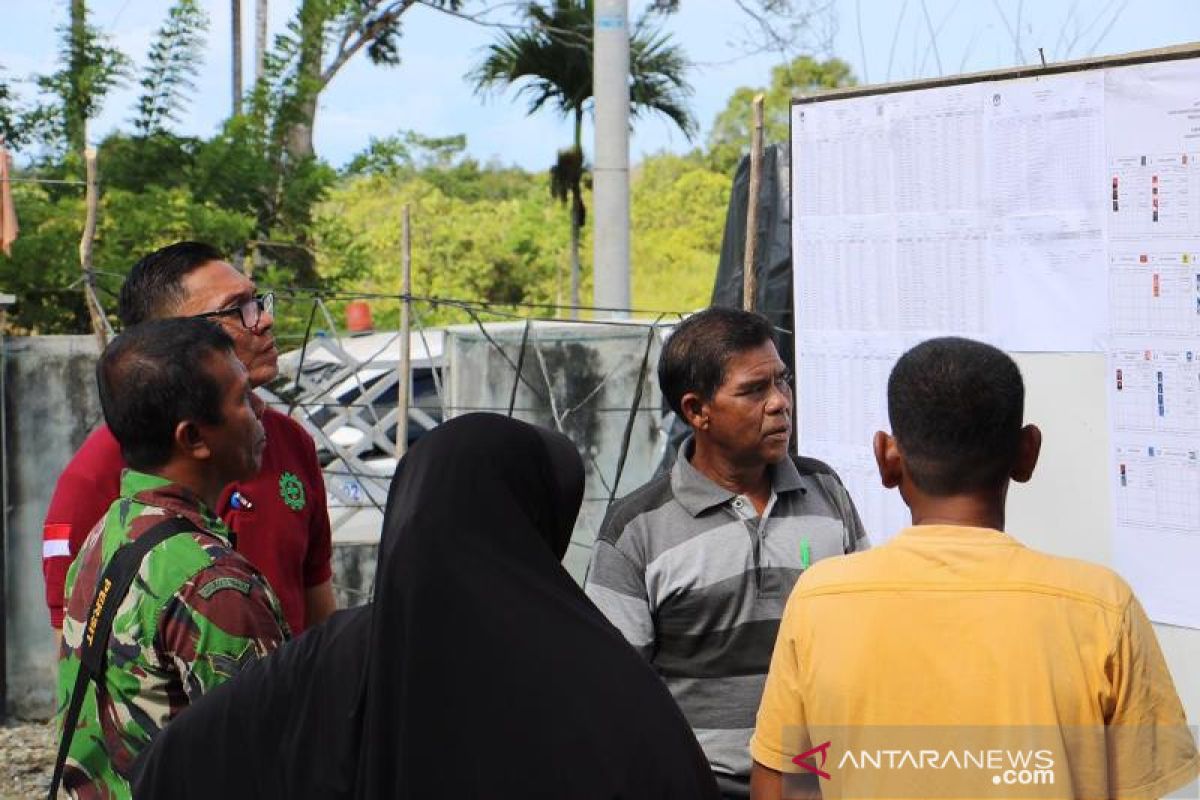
[0,719,55,800]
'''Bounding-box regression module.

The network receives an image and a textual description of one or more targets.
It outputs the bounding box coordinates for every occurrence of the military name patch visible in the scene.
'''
[279,471,306,511]
[198,576,253,599]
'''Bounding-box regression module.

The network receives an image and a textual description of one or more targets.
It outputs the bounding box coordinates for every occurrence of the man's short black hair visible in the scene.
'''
[658,306,776,416]
[888,337,1025,496]
[98,318,235,471]
[118,241,224,326]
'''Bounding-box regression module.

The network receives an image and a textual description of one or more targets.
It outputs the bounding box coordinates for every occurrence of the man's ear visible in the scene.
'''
[873,430,903,488]
[680,391,709,431]
[1011,424,1041,483]
[175,420,211,461]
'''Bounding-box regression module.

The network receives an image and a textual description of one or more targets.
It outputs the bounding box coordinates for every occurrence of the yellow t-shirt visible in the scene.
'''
[751,525,1199,799]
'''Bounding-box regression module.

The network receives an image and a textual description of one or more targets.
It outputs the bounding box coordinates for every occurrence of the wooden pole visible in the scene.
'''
[396,204,412,458]
[79,147,110,349]
[743,94,765,312]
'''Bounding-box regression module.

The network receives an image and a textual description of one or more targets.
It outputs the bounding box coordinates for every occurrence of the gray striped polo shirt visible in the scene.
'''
[584,439,868,793]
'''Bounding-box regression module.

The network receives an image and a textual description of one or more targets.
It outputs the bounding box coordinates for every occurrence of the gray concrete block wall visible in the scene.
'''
[4,336,103,719]
[1,326,665,718]
[1,336,380,718]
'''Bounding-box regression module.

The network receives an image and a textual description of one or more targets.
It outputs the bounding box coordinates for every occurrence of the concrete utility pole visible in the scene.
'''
[593,0,630,318]
[231,0,243,115]
[255,0,268,83]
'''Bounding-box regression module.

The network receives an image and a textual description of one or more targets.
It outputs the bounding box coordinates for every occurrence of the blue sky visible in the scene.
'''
[3,1,1200,171]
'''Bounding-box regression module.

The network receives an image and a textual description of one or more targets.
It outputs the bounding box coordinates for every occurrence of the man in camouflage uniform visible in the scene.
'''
[57,317,288,798]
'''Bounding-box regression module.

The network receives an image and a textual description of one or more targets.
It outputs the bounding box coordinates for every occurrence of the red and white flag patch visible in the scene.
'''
[43,523,72,559]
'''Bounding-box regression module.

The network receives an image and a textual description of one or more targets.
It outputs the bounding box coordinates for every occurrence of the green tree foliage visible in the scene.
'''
[262,0,463,161]
[469,0,696,314]
[97,133,199,193]
[630,153,729,313]
[1,3,256,333]
[344,131,469,176]
[31,2,131,159]
[313,172,569,330]
[2,180,253,333]
[1,184,92,333]
[299,137,729,340]
[0,68,33,148]
[3,11,817,340]
[133,0,209,136]
[343,131,532,202]
[706,55,855,175]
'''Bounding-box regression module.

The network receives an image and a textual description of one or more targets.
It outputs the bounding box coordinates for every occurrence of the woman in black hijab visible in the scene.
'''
[133,413,719,799]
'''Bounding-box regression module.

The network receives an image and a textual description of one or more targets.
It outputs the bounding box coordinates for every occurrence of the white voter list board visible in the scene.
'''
[792,49,1200,628]
[1105,58,1200,629]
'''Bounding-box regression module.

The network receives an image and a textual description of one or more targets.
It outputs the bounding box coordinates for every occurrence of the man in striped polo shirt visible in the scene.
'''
[585,307,868,798]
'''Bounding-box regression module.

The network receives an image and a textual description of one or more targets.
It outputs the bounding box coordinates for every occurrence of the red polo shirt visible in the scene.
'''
[42,407,332,635]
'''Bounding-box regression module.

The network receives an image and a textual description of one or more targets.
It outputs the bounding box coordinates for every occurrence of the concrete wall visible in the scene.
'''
[1,324,666,717]
[4,336,103,719]
[1,336,379,719]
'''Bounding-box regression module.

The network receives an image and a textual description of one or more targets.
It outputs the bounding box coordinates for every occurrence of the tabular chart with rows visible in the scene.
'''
[1109,347,1200,434]
[797,338,898,450]
[990,98,1105,217]
[795,214,989,336]
[829,450,910,545]
[1110,154,1200,238]
[1114,442,1200,533]
[797,335,917,542]
[1109,251,1200,336]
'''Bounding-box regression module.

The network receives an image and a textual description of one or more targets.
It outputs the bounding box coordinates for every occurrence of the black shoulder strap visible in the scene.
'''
[48,515,201,800]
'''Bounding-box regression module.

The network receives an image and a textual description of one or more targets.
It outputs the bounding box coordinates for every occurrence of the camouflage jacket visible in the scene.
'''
[57,470,289,799]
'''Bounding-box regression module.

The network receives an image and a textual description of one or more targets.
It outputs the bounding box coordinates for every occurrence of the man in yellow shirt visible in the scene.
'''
[750,337,1198,800]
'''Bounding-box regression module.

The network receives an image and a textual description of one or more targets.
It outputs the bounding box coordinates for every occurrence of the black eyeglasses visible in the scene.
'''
[193,292,274,330]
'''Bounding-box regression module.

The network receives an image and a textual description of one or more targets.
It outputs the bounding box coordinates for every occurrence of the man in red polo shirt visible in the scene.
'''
[43,241,336,637]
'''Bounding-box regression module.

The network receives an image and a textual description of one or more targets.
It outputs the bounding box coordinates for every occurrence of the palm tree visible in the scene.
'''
[470,0,695,317]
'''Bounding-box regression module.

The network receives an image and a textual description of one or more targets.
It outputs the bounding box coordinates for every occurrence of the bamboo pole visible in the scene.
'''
[743,94,765,312]
[79,147,110,349]
[396,204,412,458]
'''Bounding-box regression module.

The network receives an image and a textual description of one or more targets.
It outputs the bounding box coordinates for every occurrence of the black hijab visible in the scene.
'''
[133,413,718,800]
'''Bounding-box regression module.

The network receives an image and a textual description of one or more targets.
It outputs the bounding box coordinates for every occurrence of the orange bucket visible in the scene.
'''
[346,300,373,333]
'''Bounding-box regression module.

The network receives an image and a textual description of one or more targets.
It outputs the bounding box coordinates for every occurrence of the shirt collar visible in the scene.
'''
[892,524,1021,547]
[120,468,229,543]
[670,435,806,517]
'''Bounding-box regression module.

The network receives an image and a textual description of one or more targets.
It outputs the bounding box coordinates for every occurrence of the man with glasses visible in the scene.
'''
[42,241,336,641]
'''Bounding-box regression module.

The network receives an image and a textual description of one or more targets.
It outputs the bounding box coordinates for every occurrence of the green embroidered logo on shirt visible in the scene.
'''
[279,472,306,511]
